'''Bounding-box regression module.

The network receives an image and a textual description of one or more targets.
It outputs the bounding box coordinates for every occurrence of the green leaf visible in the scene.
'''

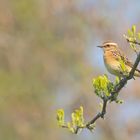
[132,25,136,35]
[57,109,65,126]
[56,106,85,134]
[127,29,133,37]
[115,76,120,85]
[72,106,84,127]
[118,57,127,73]
[93,75,112,97]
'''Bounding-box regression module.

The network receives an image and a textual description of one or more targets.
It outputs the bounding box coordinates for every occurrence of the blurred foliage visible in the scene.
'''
[0,0,140,140]
[0,0,91,139]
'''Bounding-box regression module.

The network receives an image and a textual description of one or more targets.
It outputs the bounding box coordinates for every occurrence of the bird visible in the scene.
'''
[97,41,140,78]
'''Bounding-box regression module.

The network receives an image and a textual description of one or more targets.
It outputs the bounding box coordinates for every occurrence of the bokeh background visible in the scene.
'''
[0,0,140,140]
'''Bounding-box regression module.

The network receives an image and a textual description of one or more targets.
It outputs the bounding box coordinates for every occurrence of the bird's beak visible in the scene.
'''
[97,45,103,48]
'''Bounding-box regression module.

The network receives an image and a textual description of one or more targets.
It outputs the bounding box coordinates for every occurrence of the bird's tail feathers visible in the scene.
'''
[134,69,140,77]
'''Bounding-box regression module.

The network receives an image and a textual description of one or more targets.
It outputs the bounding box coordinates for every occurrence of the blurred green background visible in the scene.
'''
[0,0,140,140]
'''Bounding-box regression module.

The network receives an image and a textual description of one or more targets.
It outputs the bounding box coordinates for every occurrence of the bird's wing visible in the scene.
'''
[116,49,140,73]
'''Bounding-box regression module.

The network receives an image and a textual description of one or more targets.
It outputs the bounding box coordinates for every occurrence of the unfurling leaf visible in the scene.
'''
[57,109,65,126]
[118,57,127,74]
[57,106,85,134]
[132,25,136,35]
[127,25,136,37]
[92,75,112,97]
[72,106,84,127]
[127,29,133,37]
[115,76,120,85]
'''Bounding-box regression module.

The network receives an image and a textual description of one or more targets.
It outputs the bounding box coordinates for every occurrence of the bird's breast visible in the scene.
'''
[103,52,121,76]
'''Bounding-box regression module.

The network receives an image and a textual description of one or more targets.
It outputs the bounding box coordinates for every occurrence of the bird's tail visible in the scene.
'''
[134,69,140,77]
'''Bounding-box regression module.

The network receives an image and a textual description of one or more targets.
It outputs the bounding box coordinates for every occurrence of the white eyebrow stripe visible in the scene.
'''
[103,43,117,46]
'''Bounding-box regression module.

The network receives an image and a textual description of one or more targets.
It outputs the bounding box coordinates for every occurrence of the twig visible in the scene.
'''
[126,38,140,45]
[74,97,108,133]
[86,98,107,126]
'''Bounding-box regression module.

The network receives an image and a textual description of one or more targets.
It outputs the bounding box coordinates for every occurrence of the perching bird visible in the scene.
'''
[97,41,140,78]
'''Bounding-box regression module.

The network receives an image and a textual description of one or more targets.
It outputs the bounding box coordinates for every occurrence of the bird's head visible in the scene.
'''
[97,41,118,52]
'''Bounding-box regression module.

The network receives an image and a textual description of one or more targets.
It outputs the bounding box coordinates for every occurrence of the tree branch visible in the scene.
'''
[126,38,140,45]
[60,40,140,134]
[81,42,140,133]
[86,97,107,127]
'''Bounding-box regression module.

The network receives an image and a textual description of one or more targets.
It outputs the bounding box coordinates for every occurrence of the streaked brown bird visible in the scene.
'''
[97,41,140,78]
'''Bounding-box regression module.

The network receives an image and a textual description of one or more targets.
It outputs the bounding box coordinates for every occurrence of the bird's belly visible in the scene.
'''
[104,56,121,76]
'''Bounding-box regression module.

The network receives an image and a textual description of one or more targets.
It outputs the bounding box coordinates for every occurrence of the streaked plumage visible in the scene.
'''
[97,41,140,77]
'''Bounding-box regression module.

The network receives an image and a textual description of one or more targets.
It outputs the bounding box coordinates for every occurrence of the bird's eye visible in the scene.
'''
[106,44,110,47]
